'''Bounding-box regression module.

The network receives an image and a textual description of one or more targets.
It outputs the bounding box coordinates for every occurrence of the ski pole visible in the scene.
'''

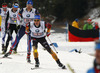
[47,37,58,54]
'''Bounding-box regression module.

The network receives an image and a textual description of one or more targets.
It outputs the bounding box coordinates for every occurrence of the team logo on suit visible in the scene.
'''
[35,29,40,33]
[13,14,16,17]
[26,14,30,17]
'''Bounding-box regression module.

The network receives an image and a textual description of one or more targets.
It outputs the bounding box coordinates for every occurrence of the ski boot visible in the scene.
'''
[3,48,12,57]
[13,43,18,54]
[56,59,66,69]
[12,49,17,54]
[35,58,40,67]
[35,62,40,67]
[12,50,17,54]
[27,57,31,63]
[13,51,17,54]
[2,47,7,54]
[3,52,11,58]
[27,53,31,63]
[2,44,5,51]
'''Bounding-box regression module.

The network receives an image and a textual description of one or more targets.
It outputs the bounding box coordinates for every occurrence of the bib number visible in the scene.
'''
[11,18,17,21]
[32,32,43,36]
[10,17,17,23]
[24,19,33,23]
[2,17,6,20]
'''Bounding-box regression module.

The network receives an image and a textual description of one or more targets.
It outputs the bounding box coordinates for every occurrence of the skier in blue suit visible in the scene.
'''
[87,40,100,73]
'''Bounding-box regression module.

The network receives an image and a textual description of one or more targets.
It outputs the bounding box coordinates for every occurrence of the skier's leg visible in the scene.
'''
[13,26,20,53]
[4,26,25,57]
[3,28,13,54]
[39,37,66,69]
[1,21,6,51]
[32,38,39,67]
[11,26,25,50]
[1,27,6,51]
[27,34,32,63]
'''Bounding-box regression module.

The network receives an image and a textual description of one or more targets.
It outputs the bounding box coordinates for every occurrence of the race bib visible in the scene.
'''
[2,16,6,20]
[11,18,17,21]
[10,17,17,23]
[24,19,32,23]
[32,32,43,36]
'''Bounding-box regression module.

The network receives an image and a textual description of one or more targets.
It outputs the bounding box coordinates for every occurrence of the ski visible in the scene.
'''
[29,63,34,65]
[27,62,34,65]
[67,64,75,73]
[0,56,12,59]
[12,53,24,56]
[31,67,41,70]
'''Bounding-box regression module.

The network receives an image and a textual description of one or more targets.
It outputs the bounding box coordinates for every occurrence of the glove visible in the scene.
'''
[16,25,20,30]
[5,29,9,34]
[25,25,30,34]
[46,32,51,37]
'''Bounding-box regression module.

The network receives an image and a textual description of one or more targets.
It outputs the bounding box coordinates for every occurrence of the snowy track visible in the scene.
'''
[0,50,94,73]
[0,32,95,73]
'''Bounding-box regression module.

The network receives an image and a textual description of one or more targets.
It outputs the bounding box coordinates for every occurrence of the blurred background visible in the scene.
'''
[1,0,100,33]
[0,0,100,24]
[0,1,99,72]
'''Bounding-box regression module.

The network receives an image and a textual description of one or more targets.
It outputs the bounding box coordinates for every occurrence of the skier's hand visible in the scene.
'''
[25,23,30,34]
[25,30,30,34]
[25,27,30,34]
[5,29,9,34]
[16,25,20,30]
[46,32,51,37]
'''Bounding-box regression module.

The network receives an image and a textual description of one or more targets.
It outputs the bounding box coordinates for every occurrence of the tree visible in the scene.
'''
[0,0,98,22]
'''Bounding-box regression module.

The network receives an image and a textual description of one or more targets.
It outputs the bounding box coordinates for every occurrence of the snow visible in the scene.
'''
[1,13,100,72]
[1,5,100,73]
[0,30,95,73]
[93,17,100,27]
[87,7,100,19]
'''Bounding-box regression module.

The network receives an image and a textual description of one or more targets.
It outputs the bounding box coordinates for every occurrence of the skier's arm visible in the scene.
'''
[5,11,9,30]
[45,22,51,37]
[45,22,52,33]
[17,8,23,25]
[25,22,30,34]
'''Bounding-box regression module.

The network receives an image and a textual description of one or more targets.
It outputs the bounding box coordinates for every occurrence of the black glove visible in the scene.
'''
[5,29,9,34]
[17,25,20,30]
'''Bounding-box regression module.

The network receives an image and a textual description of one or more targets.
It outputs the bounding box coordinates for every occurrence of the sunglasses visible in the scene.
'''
[27,4,32,6]
[34,20,40,22]
[13,5,19,8]
[3,7,7,9]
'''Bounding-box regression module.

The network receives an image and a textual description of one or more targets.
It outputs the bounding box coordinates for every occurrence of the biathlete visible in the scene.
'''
[25,15,66,69]
[3,2,20,54]
[0,3,10,53]
[4,0,39,63]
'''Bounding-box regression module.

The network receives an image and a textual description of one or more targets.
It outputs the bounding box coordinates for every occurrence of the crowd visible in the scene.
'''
[72,18,99,30]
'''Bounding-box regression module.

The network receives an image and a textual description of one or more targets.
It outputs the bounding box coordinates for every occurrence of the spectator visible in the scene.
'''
[87,40,100,73]
[83,18,93,30]
[72,19,79,29]
[94,22,99,30]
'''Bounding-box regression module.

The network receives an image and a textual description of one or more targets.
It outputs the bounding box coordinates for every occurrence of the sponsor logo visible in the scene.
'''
[13,14,16,17]
[35,29,40,33]
[26,14,30,17]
